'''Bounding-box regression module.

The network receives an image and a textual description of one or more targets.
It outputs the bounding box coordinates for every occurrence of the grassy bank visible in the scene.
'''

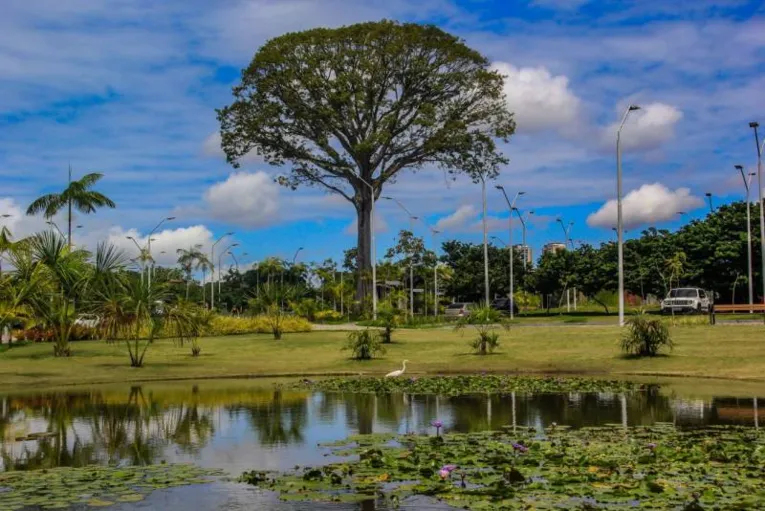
[1,325,765,389]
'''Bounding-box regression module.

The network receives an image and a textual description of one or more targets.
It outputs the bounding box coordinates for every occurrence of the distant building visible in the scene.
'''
[543,242,567,255]
[514,244,533,266]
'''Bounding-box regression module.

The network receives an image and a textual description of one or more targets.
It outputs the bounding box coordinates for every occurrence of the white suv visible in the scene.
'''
[661,288,710,315]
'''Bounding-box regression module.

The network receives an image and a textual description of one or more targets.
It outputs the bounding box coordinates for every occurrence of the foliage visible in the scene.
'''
[164,301,211,357]
[242,424,765,508]
[440,240,528,304]
[314,309,343,323]
[25,169,115,245]
[291,297,318,321]
[343,329,386,360]
[376,304,400,343]
[287,375,641,395]
[264,304,287,340]
[201,314,311,336]
[218,20,515,303]
[454,304,506,355]
[0,464,220,509]
[621,313,674,357]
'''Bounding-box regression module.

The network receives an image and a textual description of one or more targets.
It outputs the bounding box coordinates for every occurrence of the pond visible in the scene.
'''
[1,378,764,509]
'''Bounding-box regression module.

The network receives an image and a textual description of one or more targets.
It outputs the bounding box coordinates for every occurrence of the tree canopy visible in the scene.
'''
[217,20,514,301]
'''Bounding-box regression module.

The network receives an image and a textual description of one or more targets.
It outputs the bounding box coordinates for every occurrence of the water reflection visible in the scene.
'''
[0,383,762,474]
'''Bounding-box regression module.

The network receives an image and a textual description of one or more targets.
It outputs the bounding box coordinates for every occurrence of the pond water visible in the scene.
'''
[1,379,764,509]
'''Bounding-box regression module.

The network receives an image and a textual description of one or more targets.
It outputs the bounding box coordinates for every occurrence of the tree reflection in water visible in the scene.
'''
[234,390,308,446]
[0,384,761,472]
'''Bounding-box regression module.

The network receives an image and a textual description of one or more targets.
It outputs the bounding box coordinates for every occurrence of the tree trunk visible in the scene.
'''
[355,191,373,305]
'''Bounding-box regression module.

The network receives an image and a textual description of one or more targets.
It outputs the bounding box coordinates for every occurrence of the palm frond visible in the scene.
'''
[26,193,66,218]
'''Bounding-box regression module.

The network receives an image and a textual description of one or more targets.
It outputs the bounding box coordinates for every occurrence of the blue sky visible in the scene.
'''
[1,0,764,269]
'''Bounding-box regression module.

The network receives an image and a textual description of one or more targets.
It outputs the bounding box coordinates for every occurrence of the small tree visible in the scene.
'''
[377,304,400,344]
[165,301,210,357]
[621,313,673,357]
[343,329,386,360]
[455,304,506,355]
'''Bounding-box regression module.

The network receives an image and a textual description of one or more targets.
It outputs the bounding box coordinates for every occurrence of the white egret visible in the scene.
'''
[385,360,409,378]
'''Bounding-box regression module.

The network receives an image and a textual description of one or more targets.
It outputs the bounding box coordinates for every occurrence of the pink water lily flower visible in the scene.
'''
[439,464,457,479]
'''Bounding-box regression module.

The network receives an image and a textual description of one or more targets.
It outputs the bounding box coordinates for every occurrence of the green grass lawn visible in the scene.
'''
[2,324,765,389]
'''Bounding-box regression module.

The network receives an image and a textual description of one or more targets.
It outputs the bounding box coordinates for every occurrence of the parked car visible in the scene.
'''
[73,314,101,328]
[661,288,711,314]
[490,297,519,315]
[444,302,474,317]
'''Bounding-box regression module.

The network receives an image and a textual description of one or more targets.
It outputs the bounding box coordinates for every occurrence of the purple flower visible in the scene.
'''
[409,376,418,382]
[439,464,457,479]
[647,442,657,451]
[432,419,443,437]
[512,443,529,453]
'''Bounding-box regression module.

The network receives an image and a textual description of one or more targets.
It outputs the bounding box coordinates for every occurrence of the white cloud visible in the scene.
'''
[586,183,703,229]
[435,205,478,232]
[103,225,214,267]
[603,102,683,151]
[491,62,581,134]
[0,198,50,238]
[202,132,263,164]
[203,171,280,228]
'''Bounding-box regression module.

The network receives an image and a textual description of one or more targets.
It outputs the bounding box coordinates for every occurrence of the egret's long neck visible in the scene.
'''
[402,361,407,370]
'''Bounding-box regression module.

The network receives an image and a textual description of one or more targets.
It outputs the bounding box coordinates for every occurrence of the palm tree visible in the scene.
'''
[26,166,116,248]
[176,246,206,300]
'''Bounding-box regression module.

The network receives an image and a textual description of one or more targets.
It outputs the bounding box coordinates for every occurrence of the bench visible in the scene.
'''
[709,303,765,324]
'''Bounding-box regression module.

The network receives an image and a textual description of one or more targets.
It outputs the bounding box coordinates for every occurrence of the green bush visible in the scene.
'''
[343,329,386,360]
[291,298,318,321]
[377,305,400,343]
[455,304,506,355]
[621,314,673,357]
[315,310,343,323]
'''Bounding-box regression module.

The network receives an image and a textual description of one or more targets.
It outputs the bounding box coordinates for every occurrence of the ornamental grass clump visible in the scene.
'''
[621,313,673,357]
[454,304,507,355]
[343,329,386,360]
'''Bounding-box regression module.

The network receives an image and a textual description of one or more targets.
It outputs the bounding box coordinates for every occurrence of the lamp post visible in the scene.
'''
[750,122,765,307]
[617,104,641,327]
[411,215,441,317]
[211,232,234,310]
[496,186,524,320]
[514,209,533,270]
[481,176,490,304]
[736,165,755,312]
[146,216,175,289]
[383,196,418,318]
[126,236,147,286]
[556,218,573,248]
[46,221,66,239]
[705,193,714,213]
[292,247,303,265]
[218,242,239,297]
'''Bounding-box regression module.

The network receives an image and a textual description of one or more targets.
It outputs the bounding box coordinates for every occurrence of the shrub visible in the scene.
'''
[315,310,343,323]
[621,314,673,357]
[343,329,386,360]
[376,305,400,343]
[455,304,506,355]
[198,314,312,337]
[291,298,318,321]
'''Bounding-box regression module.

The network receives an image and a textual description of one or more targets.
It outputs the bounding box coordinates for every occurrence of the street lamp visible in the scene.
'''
[292,247,304,265]
[617,104,641,327]
[409,214,441,317]
[496,186,524,320]
[705,193,714,213]
[146,216,175,289]
[556,218,573,248]
[211,232,234,310]
[383,196,419,317]
[218,242,239,296]
[737,165,755,312]
[47,221,66,239]
[750,121,765,308]
[490,236,506,247]
[513,209,533,270]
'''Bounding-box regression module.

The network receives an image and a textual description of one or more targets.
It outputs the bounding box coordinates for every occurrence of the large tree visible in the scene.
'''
[217,20,515,301]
